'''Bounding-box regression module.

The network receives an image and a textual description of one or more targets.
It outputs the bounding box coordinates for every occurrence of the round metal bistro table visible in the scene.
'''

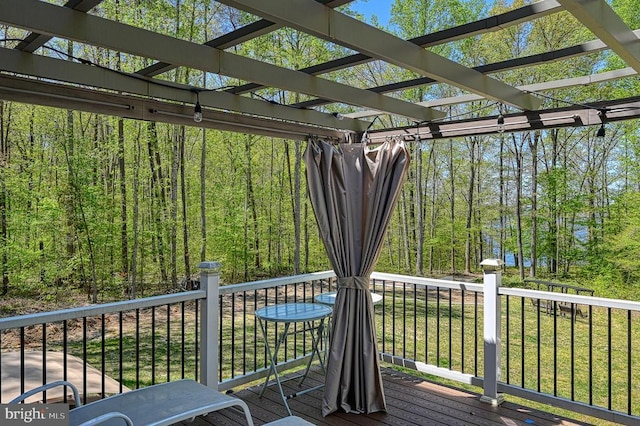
[254,302,332,416]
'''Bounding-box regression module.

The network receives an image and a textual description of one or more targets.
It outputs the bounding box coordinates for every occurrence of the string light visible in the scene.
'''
[193,90,202,123]
[596,109,606,139]
[496,113,505,133]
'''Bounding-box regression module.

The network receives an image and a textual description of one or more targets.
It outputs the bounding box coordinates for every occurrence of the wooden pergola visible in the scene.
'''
[0,0,639,141]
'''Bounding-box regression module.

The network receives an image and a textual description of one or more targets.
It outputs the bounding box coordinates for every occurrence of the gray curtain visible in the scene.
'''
[303,138,409,416]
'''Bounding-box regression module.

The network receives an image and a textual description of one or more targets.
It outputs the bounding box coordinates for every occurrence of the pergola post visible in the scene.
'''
[198,261,221,390]
[480,258,505,406]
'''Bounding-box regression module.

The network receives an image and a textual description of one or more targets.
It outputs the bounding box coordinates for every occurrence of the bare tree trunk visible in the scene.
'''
[118,118,129,282]
[529,131,539,277]
[293,141,302,274]
[130,125,142,299]
[415,141,424,275]
[428,142,437,274]
[244,135,260,271]
[449,138,456,274]
[268,140,274,270]
[511,134,526,280]
[199,16,208,264]
[549,129,559,275]
[65,62,76,259]
[0,100,9,295]
[147,122,168,283]
[464,137,477,274]
[180,125,190,278]
[62,136,99,302]
[475,141,484,266]
[400,191,411,270]
[200,128,206,262]
[170,127,179,288]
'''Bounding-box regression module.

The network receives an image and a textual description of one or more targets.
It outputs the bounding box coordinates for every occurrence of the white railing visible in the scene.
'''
[1,261,639,424]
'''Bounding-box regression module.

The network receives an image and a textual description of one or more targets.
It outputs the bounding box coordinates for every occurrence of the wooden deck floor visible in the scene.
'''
[182,367,592,426]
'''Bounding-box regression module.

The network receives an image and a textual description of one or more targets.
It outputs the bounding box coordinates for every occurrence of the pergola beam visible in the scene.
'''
[293,36,613,109]
[228,0,562,95]
[15,0,105,53]
[0,75,345,141]
[366,96,640,141]
[0,47,368,132]
[557,0,640,72]
[346,68,637,119]
[137,0,353,77]
[317,28,640,115]
[218,0,542,111]
[0,0,442,122]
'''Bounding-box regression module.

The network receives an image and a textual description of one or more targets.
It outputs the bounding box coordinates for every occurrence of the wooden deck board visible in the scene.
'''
[181,367,592,426]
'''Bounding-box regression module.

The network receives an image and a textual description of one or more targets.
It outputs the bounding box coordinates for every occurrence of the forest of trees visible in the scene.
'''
[1,0,639,305]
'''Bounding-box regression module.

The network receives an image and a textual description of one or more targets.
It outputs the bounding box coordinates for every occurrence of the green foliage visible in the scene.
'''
[1,0,640,306]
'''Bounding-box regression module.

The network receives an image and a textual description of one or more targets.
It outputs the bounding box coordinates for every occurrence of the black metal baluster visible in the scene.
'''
[392,281,396,356]
[608,307,612,410]
[254,289,258,372]
[195,300,199,381]
[231,293,236,378]
[628,309,632,415]
[180,302,185,379]
[83,317,87,403]
[63,320,69,400]
[102,313,106,396]
[243,290,247,376]
[413,283,417,361]
[20,328,25,395]
[474,293,478,377]
[448,288,452,369]
[136,309,140,388]
[294,284,300,360]
[570,303,575,401]
[152,306,156,385]
[402,282,406,359]
[166,305,171,382]
[589,305,593,405]
[119,312,124,391]
[264,288,269,367]
[505,295,510,384]
[553,301,557,396]
[521,297,525,388]
[42,323,47,400]
[436,288,440,366]
[461,289,465,373]
[219,294,224,382]
[537,299,541,393]
[382,280,387,354]
[425,285,429,365]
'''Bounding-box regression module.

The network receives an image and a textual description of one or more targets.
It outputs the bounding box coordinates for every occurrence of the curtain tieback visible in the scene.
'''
[337,276,370,290]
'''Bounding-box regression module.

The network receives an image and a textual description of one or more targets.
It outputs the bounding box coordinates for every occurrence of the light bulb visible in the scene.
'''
[497,114,505,133]
[194,102,202,123]
[596,123,605,139]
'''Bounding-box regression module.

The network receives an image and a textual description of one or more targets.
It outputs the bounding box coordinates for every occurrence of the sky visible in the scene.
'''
[349,0,394,27]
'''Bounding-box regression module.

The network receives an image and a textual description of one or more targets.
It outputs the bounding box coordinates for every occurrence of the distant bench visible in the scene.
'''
[524,279,594,321]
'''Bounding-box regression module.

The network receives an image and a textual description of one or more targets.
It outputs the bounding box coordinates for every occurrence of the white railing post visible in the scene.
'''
[480,258,505,406]
[198,261,221,390]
